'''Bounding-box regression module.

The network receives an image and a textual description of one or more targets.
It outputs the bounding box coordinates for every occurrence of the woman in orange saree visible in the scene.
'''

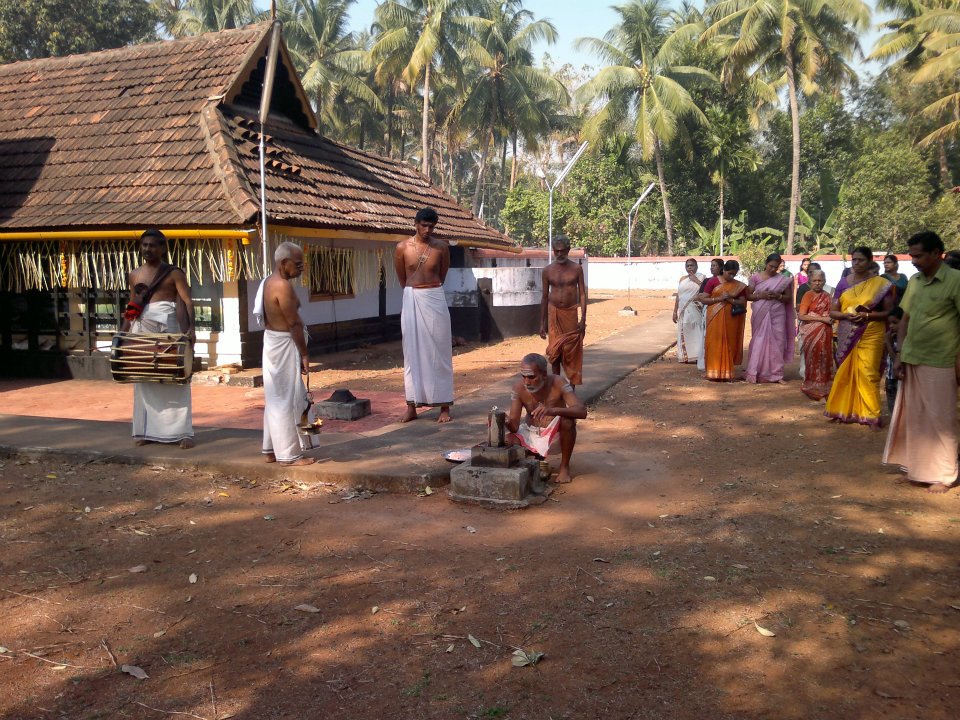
[824,247,895,426]
[797,269,834,400]
[703,260,748,381]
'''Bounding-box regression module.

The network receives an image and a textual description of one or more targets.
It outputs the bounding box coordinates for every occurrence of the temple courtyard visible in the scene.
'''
[1,293,958,719]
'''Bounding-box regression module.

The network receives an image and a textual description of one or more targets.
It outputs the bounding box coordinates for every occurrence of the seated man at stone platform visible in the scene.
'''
[505,353,587,484]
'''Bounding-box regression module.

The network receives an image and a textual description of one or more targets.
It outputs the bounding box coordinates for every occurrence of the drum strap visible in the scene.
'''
[123,264,178,323]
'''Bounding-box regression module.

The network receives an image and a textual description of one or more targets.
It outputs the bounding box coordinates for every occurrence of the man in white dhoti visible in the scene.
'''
[394,208,454,423]
[256,241,316,466]
[884,231,960,493]
[505,353,587,484]
[123,229,195,449]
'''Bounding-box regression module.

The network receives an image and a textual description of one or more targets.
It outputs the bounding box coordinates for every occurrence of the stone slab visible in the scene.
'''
[470,443,523,468]
[314,398,371,421]
[449,458,552,508]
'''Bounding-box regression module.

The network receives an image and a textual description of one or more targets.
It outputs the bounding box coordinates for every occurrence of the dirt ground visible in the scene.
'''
[2,294,960,720]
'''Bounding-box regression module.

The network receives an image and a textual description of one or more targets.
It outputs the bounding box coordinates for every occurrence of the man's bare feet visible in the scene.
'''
[554,467,572,484]
[134,438,149,446]
[279,457,316,466]
[437,406,452,423]
[927,483,952,494]
[264,452,277,463]
[400,406,418,423]
[179,438,194,449]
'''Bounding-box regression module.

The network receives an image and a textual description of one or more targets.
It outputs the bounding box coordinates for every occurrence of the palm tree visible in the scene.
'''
[371,0,476,178]
[280,0,382,135]
[453,0,567,213]
[576,0,715,255]
[164,0,256,37]
[702,104,758,253]
[871,0,960,150]
[703,0,871,254]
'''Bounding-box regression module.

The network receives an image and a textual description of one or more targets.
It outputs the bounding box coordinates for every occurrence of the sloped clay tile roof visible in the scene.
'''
[221,109,508,244]
[0,24,269,228]
[0,24,515,250]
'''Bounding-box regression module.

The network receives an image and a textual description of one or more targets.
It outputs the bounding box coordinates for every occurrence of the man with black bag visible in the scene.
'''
[122,229,195,449]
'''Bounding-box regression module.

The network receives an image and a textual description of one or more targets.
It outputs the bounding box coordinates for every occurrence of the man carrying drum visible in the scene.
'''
[121,229,196,449]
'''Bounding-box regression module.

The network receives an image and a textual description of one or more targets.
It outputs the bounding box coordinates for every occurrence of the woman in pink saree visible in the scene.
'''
[745,253,796,383]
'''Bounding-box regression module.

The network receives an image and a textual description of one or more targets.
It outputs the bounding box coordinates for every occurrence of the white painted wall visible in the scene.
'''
[444,267,542,308]
[589,256,916,291]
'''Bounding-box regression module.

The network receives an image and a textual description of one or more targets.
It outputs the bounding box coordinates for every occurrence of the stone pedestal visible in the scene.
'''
[313,389,371,421]
[449,457,552,509]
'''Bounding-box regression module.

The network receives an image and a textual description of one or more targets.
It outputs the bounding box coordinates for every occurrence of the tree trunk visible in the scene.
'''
[385,87,394,158]
[784,46,801,256]
[938,139,951,189]
[653,139,674,255]
[472,128,494,215]
[421,63,432,177]
[718,173,725,256]
[510,131,518,190]
[500,136,508,182]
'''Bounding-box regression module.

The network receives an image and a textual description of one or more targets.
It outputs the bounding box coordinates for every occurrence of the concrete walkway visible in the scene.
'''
[0,311,677,491]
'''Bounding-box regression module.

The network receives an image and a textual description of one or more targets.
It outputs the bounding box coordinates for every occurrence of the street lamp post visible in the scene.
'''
[626,182,656,299]
[547,142,589,263]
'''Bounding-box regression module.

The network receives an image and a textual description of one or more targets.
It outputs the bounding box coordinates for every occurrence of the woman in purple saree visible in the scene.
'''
[745,253,796,383]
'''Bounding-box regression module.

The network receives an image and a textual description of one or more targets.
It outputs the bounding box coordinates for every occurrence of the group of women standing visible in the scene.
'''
[673,247,898,428]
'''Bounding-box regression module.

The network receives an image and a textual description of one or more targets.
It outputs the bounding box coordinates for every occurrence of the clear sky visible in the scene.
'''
[343,1,886,77]
[345,0,630,72]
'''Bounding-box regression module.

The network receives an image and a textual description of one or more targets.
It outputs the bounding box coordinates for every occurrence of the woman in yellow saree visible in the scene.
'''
[824,246,895,426]
[702,260,748,381]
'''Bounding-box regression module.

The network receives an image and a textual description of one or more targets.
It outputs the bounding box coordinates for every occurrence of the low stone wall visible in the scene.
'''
[588,255,915,291]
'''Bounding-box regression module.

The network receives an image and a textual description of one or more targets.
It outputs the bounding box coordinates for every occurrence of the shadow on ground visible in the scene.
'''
[1,355,958,719]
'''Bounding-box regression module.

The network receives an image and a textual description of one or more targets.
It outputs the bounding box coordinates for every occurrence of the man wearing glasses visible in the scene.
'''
[256,241,316,466]
[505,353,587,484]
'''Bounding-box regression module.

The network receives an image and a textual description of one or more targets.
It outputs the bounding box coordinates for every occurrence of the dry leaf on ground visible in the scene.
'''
[294,604,321,614]
[754,622,776,637]
[120,664,149,680]
[128,565,148,573]
[468,634,481,648]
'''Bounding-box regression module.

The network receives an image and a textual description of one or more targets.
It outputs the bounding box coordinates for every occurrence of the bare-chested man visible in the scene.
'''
[395,207,454,423]
[259,241,316,466]
[506,353,587,484]
[123,229,195,449]
[540,235,587,386]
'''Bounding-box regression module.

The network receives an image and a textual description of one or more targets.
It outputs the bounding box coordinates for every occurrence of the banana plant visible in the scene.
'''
[795,207,839,254]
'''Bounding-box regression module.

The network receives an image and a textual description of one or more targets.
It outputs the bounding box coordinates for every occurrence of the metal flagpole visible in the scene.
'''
[259,21,282,278]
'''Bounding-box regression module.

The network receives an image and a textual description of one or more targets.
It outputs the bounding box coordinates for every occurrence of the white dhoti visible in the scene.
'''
[131,301,193,443]
[401,286,454,407]
[883,364,958,487]
[508,416,561,458]
[262,329,309,463]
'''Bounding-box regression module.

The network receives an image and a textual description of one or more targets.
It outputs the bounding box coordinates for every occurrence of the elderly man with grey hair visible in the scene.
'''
[253,241,316,465]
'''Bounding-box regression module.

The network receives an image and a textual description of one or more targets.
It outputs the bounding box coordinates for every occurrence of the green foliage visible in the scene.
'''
[0,0,157,62]
[836,131,933,251]
[736,243,770,277]
[501,147,657,256]
[924,193,960,248]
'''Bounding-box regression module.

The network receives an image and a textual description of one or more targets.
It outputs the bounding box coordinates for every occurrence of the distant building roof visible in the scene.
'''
[0,23,515,250]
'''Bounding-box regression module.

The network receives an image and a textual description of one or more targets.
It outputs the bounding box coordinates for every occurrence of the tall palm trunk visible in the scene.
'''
[510,131,518,190]
[472,128,494,215]
[653,139,674,255]
[421,63,432,177]
[784,46,801,255]
[384,87,394,158]
[718,172,725,255]
[938,139,951,189]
